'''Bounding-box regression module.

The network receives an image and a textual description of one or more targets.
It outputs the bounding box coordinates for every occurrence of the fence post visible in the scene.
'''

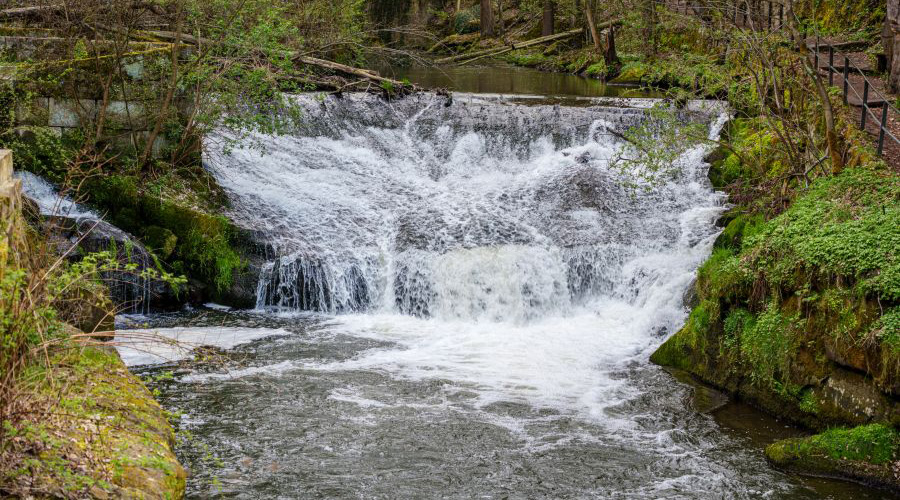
[828,46,834,86]
[814,42,819,72]
[878,102,889,155]
[843,57,850,105]
[861,80,870,129]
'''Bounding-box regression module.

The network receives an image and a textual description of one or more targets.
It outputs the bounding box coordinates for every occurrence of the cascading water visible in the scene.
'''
[141,92,868,498]
[205,94,727,325]
[17,171,155,313]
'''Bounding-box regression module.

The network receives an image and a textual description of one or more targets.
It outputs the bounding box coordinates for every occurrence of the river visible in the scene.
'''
[119,64,890,499]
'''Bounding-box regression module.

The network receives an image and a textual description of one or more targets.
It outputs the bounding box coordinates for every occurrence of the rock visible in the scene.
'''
[813,369,900,425]
[46,215,182,312]
[765,424,900,492]
[885,0,900,92]
[143,225,178,259]
[4,346,186,499]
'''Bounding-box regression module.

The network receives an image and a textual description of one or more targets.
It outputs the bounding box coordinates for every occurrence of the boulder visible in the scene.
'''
[46,215,182,312]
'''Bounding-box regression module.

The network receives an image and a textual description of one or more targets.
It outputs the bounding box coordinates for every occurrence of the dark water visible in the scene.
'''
[376,61,664,99]
[131,310,892,499]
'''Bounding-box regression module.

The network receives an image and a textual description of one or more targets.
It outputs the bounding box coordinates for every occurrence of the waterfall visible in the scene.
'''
[17,171,155,314]
[204,93,728,324]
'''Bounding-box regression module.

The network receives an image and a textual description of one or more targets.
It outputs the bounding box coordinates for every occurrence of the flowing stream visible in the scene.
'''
[126,67,889,499]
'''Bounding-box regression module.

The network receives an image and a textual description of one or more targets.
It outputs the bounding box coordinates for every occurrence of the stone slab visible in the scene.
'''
[49,98,97,128]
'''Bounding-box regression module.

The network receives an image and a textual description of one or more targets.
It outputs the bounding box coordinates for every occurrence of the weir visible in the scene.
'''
[205,93,728,323]
[145,93,854,498]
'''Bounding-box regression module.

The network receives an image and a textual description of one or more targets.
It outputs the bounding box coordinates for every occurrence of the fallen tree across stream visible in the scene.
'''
[434,18,622,65]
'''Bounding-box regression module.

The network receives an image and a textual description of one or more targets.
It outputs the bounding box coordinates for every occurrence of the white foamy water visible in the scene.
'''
[15,171,99,219]
[203,94,728,416]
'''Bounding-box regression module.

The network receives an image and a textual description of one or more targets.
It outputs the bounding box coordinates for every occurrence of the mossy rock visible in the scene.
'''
[82,174,245,302]
[584,61,608,80]
[143,225,178,259]
[3,344,186,499]
[609,62,648,84]
[766,424,900,490]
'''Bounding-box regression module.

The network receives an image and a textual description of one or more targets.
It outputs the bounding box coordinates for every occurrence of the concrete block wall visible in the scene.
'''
[2,36,173,156]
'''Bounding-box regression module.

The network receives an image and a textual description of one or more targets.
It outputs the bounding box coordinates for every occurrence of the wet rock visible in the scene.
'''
[766,424,900,492]
[46,215,181,312]
[813,369,900,425]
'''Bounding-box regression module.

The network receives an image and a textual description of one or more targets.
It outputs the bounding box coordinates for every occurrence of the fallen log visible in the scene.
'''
[458,46,515,65]
[436,28,584,64]
[436,19,621,65]
[293,55,416,91]
[137,30,418,91]
[0,4,64,17]
[1,2,166,18]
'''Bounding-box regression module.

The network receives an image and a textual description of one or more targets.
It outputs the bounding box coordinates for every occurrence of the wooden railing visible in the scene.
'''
[661,0,898,157]
[813,44,900,156]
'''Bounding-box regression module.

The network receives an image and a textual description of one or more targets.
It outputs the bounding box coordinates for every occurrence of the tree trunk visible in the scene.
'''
[886,0,900,92]
[498,0,505,35]
[643,0,657,56]
[605,25,617,65]
[481,0,494,37]
[584,0,600,50]
[542,0,555,36]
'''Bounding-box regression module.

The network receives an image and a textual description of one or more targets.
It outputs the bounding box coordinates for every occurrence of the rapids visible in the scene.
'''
[131,86,883,498]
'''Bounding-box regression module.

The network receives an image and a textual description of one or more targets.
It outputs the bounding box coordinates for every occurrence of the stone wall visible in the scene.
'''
[2,36,176,156]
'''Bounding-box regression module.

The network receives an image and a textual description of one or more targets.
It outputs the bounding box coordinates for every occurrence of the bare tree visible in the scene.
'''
[585,0,601,50]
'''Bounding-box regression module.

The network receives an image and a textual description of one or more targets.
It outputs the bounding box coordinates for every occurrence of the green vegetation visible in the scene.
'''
[766,424,900,487]
[2,345,186,499]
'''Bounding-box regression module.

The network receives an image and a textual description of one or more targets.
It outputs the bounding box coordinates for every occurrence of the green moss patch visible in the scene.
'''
[766,424,900,488]
[1,343,185,499]
[83,173,245,298]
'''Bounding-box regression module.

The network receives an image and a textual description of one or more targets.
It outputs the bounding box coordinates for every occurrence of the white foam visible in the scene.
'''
[15,171,99,219]
[204,93,728,421]
[115,327,291,366]
[180,360,298,382]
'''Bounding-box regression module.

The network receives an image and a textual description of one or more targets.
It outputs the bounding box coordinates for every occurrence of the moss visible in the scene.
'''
[714,213,765,251]
[4,344,185,498]
[584,61,608,79]
[650,327,695,371]
[82,173,245,297]
[504,50,548,68]
[144,225,178,259]
[609,62,647,84]
[766,424,900,488]
[740,302,802,388]
[746,168,900,301]
[651,300,717,371]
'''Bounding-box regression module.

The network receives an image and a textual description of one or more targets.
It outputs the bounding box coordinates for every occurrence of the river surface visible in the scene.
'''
[121,65,892,499]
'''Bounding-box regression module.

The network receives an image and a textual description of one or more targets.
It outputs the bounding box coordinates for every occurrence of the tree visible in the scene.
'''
[585,0,601,50]
[481,0,495,36]
[542,0,556,36]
